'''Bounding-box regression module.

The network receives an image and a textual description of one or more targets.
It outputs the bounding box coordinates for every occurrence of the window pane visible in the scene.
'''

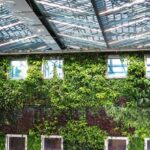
[108,139,126,150]
[44,138,61,150]
[43,61,54,79]
[10,60,27,79]
[147,58,150,64]
[108,67,126,73]
[42,60,63,79]
[147,140,150,150]
[107,58,127,78]
[9,137,25,150]
[146,57,150,77]
[55,60,63,79]
[108,59,126,65]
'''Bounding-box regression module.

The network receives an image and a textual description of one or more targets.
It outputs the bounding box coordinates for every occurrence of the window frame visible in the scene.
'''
[42,58,64,79]
[41,135,63,150]
[145,55,150,78]
[106,55,128,79]
[105,136,129,150]
[9,58,28,80]
[6,134,27,150]
[144,138,150,150]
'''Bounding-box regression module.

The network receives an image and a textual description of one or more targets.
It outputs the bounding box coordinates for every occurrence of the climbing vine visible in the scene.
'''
[0,53,150,149]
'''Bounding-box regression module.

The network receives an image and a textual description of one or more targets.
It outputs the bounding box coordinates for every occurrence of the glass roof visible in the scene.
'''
[1,0,150,53]
[34,0,107,49]
[95,0,150,48]
[0,0,60,53]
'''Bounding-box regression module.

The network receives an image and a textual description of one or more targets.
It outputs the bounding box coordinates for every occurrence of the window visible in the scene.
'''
[145,138,150,150]
[6,134,27,150]
[107,56,127,78]
[9,59,28,79]
[41,135,63,150]
[146,56,150,78]
[42,59,64,79]
[105,137,128,150]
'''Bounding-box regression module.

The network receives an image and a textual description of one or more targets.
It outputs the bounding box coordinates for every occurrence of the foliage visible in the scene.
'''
[128,136,144,150]
[59,120,106,150]
[0,134,5,150]
[0,53,150,149]
[28,131,41,150]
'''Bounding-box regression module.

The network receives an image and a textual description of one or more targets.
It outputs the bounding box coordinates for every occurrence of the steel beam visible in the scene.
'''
[91,0,110,48]
[1,48,150,55]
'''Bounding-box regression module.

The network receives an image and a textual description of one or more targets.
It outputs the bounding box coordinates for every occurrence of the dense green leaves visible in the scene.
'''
[59,121,106,150]
[0,53,150,149]
[0,134,5,150]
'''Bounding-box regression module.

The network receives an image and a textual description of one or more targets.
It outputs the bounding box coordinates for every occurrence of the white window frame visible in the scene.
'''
[42,59,64,79]
[6,134,27,150]
[145,55,150,78]
[106,55,128,79]
[105,137,129,150]
[144,138,150,150]
[9,59,28,80]
[41,135,63,150]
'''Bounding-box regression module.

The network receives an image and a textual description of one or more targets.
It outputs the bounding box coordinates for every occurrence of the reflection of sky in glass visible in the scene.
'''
[146,58,150,77]
[42,60,63,79]
[0,4,50,52]
[107,58,127,78]
[10,60,27,79]
[34,0,106,49]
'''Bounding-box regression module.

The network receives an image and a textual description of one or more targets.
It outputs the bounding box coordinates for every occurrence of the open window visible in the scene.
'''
[9,59,28,80]
[145,138,150,150]
[41,135,63,150]
[6,134,27,150]
[107,56,127,78]
[42,59,64,79]
[105,137,128,150]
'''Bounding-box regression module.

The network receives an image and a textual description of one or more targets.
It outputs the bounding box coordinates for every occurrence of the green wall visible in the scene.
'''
[0,53,150,149]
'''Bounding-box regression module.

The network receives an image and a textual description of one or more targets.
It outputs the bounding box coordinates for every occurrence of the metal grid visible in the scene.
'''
[95,0,150,48]
[0,4,49,52]
[34,0,107,49]
[34,0,150,50]
[1,0,150,52]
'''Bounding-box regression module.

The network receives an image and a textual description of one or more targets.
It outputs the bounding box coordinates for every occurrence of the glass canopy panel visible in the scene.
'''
[95,0,150,48]
[34,0,107,49]
[0,1,60,53]
[0,4,48,52]
[4,0,61,51]
[1,0,150,51]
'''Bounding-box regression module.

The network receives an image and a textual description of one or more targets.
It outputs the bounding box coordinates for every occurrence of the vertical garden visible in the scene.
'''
[0,53,150,149]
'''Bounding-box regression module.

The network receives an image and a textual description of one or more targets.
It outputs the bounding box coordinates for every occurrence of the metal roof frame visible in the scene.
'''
[1,0,150,53]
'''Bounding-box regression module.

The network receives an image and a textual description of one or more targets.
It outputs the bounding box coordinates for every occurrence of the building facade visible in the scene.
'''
[1,0,150,150]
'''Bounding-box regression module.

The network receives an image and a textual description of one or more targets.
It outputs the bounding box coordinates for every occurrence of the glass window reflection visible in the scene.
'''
[10,60,28,79]
[42,60,64,79]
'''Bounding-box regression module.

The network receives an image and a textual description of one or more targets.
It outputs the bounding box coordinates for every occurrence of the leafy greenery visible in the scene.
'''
[0,134,5,150]
[0,53,150,149]
[28,133,41,150]
[59,120,106,150]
